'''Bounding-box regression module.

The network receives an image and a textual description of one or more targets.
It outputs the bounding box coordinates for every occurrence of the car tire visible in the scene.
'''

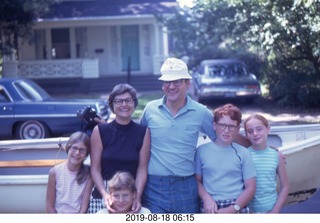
[15,120,50,139]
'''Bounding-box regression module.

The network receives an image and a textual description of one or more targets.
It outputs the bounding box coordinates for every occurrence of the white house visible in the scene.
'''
[2,0,178,92]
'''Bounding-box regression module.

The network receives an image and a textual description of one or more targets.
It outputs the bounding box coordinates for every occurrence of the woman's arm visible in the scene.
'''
[46,167,57,213]
[131,128,151,213]
[90,125,114,212]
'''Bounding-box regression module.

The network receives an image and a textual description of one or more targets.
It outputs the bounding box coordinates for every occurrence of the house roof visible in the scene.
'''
[39,0,178,20]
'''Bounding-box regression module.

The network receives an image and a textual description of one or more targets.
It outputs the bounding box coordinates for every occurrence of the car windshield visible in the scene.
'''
[204,63,248,77]
[13,80,51,101]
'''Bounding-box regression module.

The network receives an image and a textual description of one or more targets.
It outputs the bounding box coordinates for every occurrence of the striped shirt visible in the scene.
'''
[248,147,279,213]
[54,162,88,213]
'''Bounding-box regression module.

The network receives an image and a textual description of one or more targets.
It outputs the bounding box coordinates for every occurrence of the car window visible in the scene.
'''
[234,64,248,76]
[0,87,10,102]
[13,80,50,101]
[206,63,248,77]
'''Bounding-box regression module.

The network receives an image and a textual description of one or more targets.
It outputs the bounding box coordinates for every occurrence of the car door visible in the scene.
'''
[0,88,15,138]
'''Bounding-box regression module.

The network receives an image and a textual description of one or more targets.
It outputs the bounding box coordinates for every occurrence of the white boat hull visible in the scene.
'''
[0,137,68,213]
[280,135,320,205]
[0,124,320,213]
[0,175,48,213]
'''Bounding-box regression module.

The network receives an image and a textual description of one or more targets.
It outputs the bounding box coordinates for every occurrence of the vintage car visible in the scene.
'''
[192,59,261,103]
[0,78,110,139]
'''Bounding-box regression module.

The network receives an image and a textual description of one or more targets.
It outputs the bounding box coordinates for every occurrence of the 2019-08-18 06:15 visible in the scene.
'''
[125,214,195,222]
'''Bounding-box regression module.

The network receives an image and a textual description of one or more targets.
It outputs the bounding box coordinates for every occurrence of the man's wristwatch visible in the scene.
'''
[233,204,240,212]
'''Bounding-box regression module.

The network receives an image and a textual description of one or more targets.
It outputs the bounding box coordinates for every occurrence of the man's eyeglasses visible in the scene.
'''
[113,98,135,105]
[162,80,183,87]
[215,123,238,132]
[70,146,87,155]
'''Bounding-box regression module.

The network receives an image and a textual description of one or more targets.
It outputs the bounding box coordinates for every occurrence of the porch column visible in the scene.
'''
[162,26,169,56]
[152,24,167,75]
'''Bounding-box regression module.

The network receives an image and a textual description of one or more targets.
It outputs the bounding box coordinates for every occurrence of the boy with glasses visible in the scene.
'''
[195,103,256,214]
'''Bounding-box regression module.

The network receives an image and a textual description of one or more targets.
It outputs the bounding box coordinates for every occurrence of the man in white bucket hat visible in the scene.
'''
[140,58,250,213]
[158,57,192,81]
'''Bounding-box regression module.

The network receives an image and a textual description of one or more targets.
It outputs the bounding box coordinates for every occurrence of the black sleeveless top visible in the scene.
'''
[92,120,146,198]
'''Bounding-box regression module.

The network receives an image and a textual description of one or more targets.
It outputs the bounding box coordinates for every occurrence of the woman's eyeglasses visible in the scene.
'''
[113,98,134,105]
[215,123,238,132]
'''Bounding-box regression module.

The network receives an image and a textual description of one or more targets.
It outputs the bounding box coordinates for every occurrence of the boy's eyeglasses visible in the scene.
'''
[113,98,134,105]
[162,79,183,87]
[215,123,238,132]
[70,146,87,155]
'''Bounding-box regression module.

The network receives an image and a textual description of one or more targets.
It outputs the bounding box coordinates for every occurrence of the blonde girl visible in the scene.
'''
[244,114,289,213]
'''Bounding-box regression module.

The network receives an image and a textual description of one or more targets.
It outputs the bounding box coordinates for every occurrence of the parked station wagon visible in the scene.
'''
[0,78,110,139]
[193,59,261,103]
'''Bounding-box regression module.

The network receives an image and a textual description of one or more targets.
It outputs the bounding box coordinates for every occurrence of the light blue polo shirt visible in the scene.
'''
[195,142,256,201]
[140,95,215,176]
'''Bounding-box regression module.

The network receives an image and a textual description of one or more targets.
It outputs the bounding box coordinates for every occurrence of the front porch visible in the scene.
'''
[3,59,99,79]
[2,57,165,94]
[3,56,165,79]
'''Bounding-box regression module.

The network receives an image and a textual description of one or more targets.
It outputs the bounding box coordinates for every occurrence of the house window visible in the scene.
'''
[34,29,46,59]
[75,27,87,58]
[51,28,70,59]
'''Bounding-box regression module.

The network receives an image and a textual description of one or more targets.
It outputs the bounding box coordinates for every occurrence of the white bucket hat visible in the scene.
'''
[158,57,192,81]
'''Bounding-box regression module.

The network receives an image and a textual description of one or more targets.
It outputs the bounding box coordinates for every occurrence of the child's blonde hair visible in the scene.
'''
[107,171,137,194]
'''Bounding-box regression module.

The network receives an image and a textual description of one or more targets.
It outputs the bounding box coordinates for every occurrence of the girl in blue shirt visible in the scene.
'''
[244,114,289,213]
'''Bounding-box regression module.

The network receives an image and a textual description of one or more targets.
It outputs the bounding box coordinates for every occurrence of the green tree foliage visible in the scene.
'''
[165,0,320,107]
[0,0,54,56]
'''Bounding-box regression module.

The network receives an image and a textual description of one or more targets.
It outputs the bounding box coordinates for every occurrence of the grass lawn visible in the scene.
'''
[132,91,163,119]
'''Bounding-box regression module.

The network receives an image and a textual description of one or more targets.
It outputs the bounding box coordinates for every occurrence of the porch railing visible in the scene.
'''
[3,59,99,79]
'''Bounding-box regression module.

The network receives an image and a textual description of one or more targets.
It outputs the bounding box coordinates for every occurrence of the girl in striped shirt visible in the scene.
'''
[46,132,93,213]
[244,114,289,213]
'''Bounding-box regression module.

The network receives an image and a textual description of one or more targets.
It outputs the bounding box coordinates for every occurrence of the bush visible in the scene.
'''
[268,68,320,108]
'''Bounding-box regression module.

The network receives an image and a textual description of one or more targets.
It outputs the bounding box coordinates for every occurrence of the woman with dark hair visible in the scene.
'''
[88,84,150,214]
